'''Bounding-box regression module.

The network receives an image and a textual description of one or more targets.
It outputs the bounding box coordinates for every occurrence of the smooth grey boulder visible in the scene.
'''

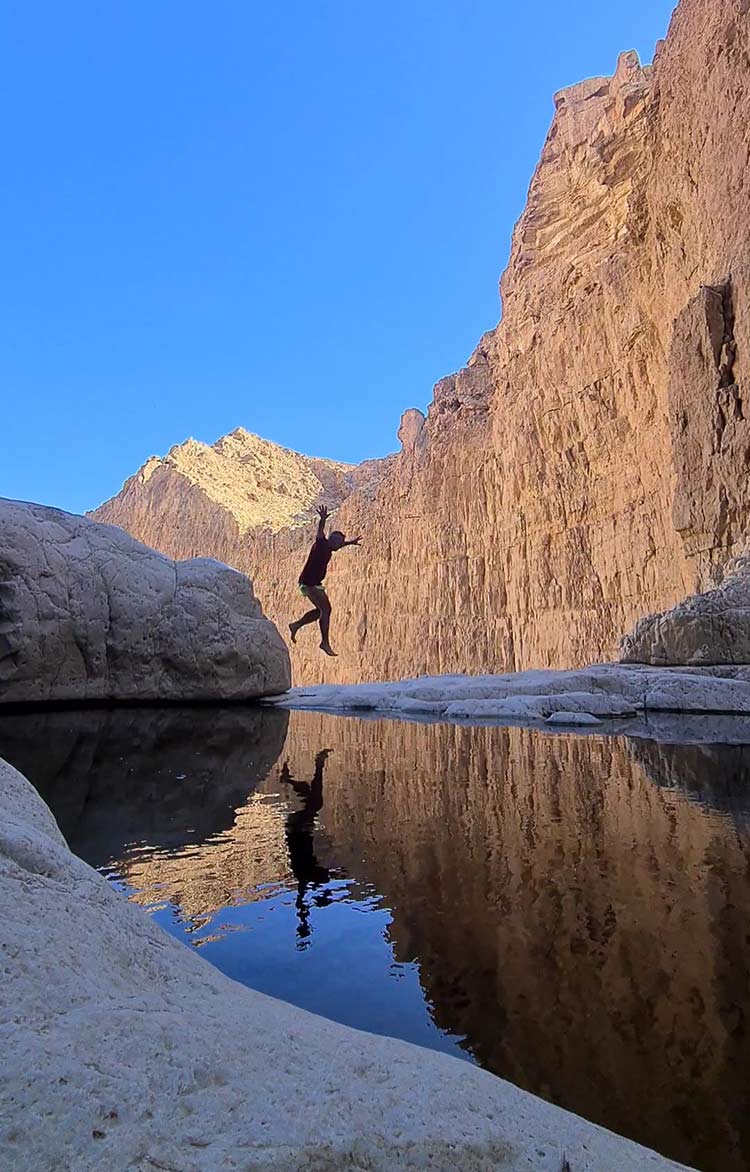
[621,555,750,666]
[0,497,290,703]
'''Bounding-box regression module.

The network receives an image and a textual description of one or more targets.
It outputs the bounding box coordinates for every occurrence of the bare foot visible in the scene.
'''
[289,622,298,645]
[320,642,337,657]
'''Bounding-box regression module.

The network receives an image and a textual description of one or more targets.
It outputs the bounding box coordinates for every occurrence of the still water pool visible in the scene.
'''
[1,704,749,1172]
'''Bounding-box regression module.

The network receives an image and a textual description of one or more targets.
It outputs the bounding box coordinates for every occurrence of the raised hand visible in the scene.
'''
[318,504,329,522]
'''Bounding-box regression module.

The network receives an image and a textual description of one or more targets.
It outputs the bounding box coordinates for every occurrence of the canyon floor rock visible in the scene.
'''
[266,664,750,729]
[0,754,693,1171]
[0,497,289,704]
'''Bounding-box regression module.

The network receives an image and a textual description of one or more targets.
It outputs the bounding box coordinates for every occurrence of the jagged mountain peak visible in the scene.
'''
[94,426,385,537]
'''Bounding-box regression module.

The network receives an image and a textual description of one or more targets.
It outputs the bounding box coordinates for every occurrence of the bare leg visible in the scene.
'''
[304,587,336,656]
[289,608,320,644]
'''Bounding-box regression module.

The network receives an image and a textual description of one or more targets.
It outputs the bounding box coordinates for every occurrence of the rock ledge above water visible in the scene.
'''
[0,497,289,703]
[268,663,750,723]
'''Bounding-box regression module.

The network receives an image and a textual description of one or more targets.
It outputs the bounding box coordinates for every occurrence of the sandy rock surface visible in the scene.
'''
[0,754,692,1171]
[0,497,289,703]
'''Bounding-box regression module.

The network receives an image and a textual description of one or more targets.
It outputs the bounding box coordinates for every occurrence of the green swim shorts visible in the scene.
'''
[299,582,326,598]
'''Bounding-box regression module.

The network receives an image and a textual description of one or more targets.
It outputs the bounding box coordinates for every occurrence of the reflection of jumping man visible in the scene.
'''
[280,749,332,945]
[289,505,361,657]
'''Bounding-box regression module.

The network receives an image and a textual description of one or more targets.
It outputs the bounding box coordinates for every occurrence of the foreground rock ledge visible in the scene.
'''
[0,756,690,1171]
[0,498,289,703]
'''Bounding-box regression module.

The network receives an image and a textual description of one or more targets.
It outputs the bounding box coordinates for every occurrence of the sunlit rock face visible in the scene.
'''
[92,0,750,684]
[92,427,394,558]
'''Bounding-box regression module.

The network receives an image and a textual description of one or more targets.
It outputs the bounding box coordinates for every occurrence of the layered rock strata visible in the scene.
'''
[0,754,692,1171]
[0,498,289,704]
[93,0,750,685]
[94,427,393,565]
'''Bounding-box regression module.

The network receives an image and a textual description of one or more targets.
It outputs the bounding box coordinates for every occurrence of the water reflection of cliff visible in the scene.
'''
[0,705,292,922]
[279,715,750,1172]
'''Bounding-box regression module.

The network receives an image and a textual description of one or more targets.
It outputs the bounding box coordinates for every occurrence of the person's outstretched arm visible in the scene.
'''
[316,504,328,540]
[342,535,361,547]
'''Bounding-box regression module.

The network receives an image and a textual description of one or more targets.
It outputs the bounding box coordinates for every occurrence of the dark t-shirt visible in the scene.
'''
[299,537,332,587]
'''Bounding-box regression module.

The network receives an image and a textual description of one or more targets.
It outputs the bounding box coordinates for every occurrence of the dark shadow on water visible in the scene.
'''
[629,737,750,826]
[0,704,289,864]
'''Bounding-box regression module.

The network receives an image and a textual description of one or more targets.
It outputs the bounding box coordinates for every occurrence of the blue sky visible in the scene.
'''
[2,0,676,515]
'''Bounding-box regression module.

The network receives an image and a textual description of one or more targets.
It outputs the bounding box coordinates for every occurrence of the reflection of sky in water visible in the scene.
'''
[104,862,469,1061]
[94,752,470,1061]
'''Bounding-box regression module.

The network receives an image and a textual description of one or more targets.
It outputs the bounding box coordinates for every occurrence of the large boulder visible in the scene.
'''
[0,755,691,1171]
[0,498,290,703]
[621,555,750,667]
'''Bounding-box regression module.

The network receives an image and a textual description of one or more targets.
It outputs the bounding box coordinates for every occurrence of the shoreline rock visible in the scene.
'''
[0,754,692,1171]
[266,663,750,726]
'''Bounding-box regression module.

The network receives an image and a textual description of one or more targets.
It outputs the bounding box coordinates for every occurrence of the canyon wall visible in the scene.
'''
[93,0,750,684]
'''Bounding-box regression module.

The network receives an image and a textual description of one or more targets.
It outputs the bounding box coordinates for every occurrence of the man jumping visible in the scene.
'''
[289,505,360,657]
